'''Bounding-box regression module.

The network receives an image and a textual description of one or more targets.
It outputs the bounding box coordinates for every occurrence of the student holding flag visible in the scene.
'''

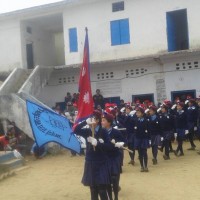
[73,28,123,200]
[74,110,113,200]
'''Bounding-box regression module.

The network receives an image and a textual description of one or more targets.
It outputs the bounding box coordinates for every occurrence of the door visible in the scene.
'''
[104,96,121,106]
[166,9,189,52]
[26,43,34,69]
[171,90,196,102]
[132,93,154,104]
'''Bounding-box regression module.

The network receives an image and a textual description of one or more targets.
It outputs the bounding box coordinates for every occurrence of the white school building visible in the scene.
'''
[0,0,200,108]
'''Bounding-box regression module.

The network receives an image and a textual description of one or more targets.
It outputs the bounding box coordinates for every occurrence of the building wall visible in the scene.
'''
[20,21,57,68]
[1,0,200,71]
[37,52,200,107]
[164,57,200,99]
[0,0,200,108]
[54,32,65,66]
[0,19,22,72]
[63,0,200,65]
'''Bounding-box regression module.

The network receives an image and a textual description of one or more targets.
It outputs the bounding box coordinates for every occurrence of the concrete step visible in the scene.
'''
[0,165,29,181]
[1,159,24,170]
[0,151,15,163]
[11,74,30,93]
[0,151,24,171]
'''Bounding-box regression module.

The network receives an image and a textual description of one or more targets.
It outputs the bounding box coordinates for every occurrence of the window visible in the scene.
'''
[132,94,154,104]
[69,28,78,52]
[104,96,121,106]
[112,1,124,12]
[26,26,32,34]
[171,90,196,103]
[166,9,189,52]
[110,18,130,46]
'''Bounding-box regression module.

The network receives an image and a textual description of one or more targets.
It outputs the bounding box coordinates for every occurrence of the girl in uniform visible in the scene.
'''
[101,112,124,200]
[74,110,112,200]
[134,106,150,172]
[123,105,136,165]
[148,106,161,165]
[174,102,188,156]
[186,99,198,150]
[159,104,175,160]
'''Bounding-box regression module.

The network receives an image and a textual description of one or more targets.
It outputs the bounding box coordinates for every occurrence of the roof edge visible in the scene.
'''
[0,0,75,19]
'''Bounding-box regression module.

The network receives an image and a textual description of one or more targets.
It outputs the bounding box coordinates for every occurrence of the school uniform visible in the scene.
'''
[159,113,175,159]
[106,127,125,200]
[197,105,200,136]
[186,105,198,149]
[112,118,126,170]
[174,110,187,155]
[122,114,136,163]
[31,142,47,158]
[147,114,161,164]
[74,121,111,200]
[134,117,150,171]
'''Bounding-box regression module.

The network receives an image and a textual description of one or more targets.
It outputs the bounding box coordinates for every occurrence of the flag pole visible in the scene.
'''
[74,27,95,150]
[91,124,95,151]
[85,27,95,150]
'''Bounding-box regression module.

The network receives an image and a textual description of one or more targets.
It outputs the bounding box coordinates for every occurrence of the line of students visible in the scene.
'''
[73,97,200,200]
[117,98,200,172]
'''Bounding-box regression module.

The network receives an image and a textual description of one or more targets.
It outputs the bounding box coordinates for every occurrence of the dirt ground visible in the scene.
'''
[1,141,200,200]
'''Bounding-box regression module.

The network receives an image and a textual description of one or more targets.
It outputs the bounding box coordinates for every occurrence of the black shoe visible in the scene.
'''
[187,146,196,150]
[178,152,184,157]
[144,167,149,172]
[163,155,170,160]
[140,167,145,172]
[152,158,157,165]
[173,150,178,156]
[128,160,135,165]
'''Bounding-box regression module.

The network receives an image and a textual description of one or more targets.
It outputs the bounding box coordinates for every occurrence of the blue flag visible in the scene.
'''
[26,100,81,154]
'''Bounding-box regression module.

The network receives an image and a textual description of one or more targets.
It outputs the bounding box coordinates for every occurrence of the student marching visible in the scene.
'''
[66,28,200,200]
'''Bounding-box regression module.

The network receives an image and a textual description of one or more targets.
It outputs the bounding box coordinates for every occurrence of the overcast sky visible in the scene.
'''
[0,0,63,14]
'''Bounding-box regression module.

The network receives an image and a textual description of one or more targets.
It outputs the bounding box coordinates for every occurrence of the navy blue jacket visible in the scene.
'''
[116,113,126,127]
[147,115,161,136]
[74,121,112,161]
[174,110,187,129]
[123,114,135,134]
[159,113,175,133]
[198,106,200,125]
[134,117,150,139]
[106,127,125,158]
[186,106,198,125]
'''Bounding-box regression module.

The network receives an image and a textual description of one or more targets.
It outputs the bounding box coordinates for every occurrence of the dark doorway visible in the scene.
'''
[132,93,154,104]
[26,43,34,69]
[166,9,189,52]
[171,90,196,103]
[104,96,121,106]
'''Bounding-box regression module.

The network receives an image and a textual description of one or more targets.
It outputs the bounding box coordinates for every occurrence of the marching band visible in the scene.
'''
[73,97,200,200]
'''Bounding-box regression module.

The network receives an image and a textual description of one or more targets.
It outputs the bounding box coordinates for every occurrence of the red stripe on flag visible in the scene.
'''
[73,28,94,129]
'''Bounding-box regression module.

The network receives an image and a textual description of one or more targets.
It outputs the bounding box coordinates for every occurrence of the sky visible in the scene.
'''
[0,0,63,14]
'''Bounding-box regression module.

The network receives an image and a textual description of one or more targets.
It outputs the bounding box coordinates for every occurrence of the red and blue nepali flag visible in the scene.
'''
[74,28,94,128]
